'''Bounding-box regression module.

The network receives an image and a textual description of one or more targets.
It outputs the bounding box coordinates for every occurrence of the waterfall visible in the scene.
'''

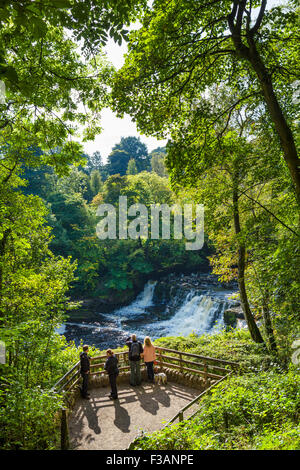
[102,280,157,324]
[152,293,226,337]
[60,274,237,349]
[132,280,157,309]
[116,280,157,315]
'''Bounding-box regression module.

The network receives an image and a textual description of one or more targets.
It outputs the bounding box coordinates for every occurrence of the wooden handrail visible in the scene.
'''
[155,346,238,367]
[157,354,229,374]
[164,372,232,426]
[91,351,128,362]
[51,361,80,392]
[52,346,238,394]
[155,360,222,380]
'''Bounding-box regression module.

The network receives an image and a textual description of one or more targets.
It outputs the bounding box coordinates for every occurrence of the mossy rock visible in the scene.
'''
[224,310,238,328]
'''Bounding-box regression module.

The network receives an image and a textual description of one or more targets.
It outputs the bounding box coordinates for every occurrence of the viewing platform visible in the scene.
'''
[52,347,238,450]
[69,382,200,450]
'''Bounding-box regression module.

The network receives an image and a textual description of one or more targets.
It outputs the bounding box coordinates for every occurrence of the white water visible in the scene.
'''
[55,324,66,335]
[152,293,225,337]
[118,280,157,312]
[104,280,157,321]
[60,277,236,348]
[106,281,228,338]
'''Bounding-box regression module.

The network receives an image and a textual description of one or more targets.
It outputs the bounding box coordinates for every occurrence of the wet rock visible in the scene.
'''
[223,307,244,328]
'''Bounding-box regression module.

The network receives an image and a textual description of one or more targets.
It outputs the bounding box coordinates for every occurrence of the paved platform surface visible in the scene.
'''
[68,382,200,450]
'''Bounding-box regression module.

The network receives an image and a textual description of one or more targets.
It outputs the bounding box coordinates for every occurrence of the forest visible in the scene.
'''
[22,139,207,307]
[0,0,299,452]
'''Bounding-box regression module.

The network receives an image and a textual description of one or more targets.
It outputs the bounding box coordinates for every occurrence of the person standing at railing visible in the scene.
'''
[104,349,119,400]
[80,345,90,399]
[125,334,143,386]
[141,336,156,383]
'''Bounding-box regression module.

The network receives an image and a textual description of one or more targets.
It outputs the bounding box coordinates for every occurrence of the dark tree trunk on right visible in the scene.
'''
[232,184,265,344]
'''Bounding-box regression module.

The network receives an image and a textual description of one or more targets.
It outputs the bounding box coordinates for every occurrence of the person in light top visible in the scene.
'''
[141,336,156,383]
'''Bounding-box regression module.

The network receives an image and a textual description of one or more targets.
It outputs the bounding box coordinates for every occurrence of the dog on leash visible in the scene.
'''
[154,372,167,385]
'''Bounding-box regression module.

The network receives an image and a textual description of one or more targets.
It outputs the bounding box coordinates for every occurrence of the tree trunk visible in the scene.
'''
[0,229,10,327]
[228,14,300,206]
[262,294,277,352]
[232,185,265,343]
[246,38,300,206]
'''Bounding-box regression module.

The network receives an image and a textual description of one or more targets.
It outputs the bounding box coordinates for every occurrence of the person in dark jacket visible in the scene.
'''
[125,334,143,386]
[80,345,90,399]
[104,349,119,399]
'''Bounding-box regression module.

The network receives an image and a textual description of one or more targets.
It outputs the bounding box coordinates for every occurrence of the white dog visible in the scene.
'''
[154,372,167,385]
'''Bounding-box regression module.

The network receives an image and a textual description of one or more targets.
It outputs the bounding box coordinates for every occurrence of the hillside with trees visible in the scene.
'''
[0,0,299,451]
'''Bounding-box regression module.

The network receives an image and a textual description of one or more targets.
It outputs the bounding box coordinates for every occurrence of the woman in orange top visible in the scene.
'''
[142,336,156,383]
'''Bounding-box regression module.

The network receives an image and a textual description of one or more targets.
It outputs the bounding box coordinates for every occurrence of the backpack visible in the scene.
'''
[130,341,140,359]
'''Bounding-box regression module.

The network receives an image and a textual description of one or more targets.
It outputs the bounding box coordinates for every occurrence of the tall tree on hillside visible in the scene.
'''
[107,149,131,176]
[84,151,103,174]
[163,80,299,345]
[151,151,168,177]
[113,136,150,172]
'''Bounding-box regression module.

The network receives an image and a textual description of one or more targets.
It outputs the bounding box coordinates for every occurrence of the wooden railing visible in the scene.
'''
[52,346,237,394]
[154,346,237,386]
[164,372,232,426]
[51,350,136,394]
[52,346,238,449]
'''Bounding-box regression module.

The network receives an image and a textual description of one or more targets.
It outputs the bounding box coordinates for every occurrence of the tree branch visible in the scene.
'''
[239,189,299,237]
[249,0,267,37]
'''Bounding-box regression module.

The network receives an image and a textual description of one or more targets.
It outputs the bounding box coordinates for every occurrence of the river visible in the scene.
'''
[57,272,244,350]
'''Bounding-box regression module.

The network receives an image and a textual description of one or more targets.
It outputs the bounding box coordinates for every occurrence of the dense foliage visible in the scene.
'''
[0,0,299,452]
[133,331,300,450]
[21,146,207,303]
[0,0,146,450]
[112,0,300,348]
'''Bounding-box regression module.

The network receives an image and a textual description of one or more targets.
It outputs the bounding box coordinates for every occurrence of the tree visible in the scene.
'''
[83,151,103,174]
[22,163,56,199]
[57,166,90,197]
[113,136,150,172]
[0,1,148,179]
[0,0,151,450]
[127,158,138,174]
[151,150,168,177]
[112,0,300,205]
[107,149,131,176]
[101,174,129,205]
[187,133,266,344]
[90,169,102,196]
[164,83,299,346]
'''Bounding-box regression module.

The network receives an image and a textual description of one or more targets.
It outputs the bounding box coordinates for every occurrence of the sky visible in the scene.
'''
[82,32,168,161]
[82,0,286,162]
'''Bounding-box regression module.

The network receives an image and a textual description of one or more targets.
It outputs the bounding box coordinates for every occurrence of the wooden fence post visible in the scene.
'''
[61,408,69,450]
[204,362,208,388]
[179,352,183,373]
[179,411,183,422]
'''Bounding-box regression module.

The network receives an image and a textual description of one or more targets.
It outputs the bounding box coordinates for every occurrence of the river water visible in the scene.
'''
[58,273,241,350]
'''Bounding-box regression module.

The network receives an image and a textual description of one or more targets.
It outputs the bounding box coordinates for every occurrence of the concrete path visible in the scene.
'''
[68,382,200,450]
